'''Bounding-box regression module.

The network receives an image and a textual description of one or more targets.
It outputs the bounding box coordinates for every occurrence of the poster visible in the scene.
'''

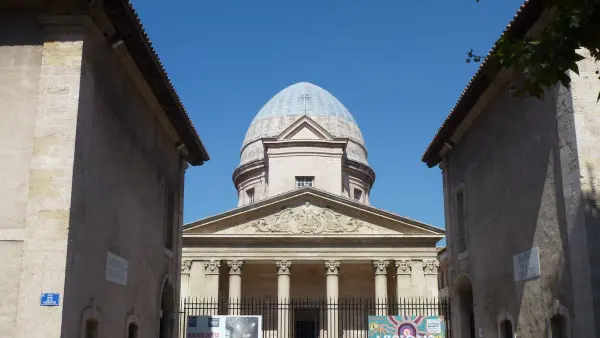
[368,316,445,338]
[187,315,262,338]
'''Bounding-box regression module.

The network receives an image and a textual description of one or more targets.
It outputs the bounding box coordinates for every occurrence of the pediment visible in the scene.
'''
[184,189,444,238]
[276,116,334,141]
[213,202,397,235]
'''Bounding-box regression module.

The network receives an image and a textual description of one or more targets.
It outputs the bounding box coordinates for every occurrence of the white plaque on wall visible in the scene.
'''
[513,247,540,282]
[106,251,128,286]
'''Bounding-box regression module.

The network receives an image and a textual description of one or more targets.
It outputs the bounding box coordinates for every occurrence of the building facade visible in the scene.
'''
[182,82,445,336]
[0,1,209,338]
[422,1,600,337]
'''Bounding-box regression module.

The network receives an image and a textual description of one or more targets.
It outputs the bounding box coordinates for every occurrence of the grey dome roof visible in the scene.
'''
[240,82,367,165]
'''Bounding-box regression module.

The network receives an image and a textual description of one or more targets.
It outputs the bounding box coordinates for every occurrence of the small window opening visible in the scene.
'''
[550,315,567,338]
[85,319,99,338]
[296,176,314,188]
[247,188,255,204]
[456,189,467,253]
[353,189,363,202]
[164,186,176,251]
[500,319,513,338]
[128,323,139,338]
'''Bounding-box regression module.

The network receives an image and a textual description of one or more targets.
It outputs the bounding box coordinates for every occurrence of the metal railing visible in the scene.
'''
[179,297,450,338]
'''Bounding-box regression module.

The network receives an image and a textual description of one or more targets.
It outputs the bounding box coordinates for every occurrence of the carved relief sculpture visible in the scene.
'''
[249,202,367,234]
[423,259,440,274]
[276,260,292,275]
[395,259,412,274]
[324,260,341,275]
[204,260,221,274]
[181,260,192,274]
[227,260,244,275]
[372,260,390,275]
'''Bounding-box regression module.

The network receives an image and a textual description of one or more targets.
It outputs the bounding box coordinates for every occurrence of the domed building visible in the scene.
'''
[180,82,445,336]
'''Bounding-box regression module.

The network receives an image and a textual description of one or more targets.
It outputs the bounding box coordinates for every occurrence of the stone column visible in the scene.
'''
[395,260,412,315]
[276,260,292,338]
[325,260,340,338]
[227,260,244,315]
[373,260,390,315]
[423,259,440,297]
[204,260,221,315]
[180,260,192,299]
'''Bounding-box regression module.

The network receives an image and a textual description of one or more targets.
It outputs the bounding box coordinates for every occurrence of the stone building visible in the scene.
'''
[0,1,209,338]
[422,1,600,337]
[181,82,445,336]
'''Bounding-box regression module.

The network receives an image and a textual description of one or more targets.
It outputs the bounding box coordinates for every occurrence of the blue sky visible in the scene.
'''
[132,0,524,238]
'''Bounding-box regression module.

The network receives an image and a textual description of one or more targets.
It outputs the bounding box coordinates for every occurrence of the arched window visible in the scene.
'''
[550,314,567,338]
[84,319,99,338]
[499,319,513,338]
[128,322,139,338]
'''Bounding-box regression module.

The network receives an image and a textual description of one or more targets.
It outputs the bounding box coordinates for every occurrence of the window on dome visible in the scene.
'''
[353,189,363,202]
[296,176,314,189]
[247,188,255,204]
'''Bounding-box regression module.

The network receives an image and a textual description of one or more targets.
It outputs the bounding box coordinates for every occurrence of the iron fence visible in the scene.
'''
[178,297,450,338]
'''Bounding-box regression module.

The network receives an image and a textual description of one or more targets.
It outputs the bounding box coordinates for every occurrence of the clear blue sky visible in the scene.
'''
[132,0,524,238]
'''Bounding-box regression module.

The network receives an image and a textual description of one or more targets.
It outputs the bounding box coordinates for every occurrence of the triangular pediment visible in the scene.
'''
[184,188,444,240]
[276,116,334,141]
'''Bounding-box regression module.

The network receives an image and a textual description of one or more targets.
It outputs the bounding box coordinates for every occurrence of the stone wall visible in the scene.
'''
[0,15,185,338]
[442,53,600,337]
[0,16,43,337]
[60,21,183,338]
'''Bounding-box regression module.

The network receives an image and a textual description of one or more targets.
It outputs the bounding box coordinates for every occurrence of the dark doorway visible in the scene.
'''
[456,276,475,338]
[159,281,174,338]
[294,308,319,338]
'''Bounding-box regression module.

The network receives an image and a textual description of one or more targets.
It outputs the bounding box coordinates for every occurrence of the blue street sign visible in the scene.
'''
[40,293,60,306]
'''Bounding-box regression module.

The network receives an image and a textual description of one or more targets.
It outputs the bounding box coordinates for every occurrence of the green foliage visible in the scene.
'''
[467,0,600,100]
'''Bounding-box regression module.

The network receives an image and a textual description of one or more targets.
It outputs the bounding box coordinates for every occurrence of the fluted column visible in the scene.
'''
[180,260,192,299]
[373,260,390,315]
[395,259,412,314]
[423,259,440,297]
[227,260,244,315]
[276,260,292,338]
[325,260,340,338]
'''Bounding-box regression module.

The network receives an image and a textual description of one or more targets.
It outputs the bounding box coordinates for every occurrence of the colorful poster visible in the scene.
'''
[368,316,445,338]
[187,315,262,338]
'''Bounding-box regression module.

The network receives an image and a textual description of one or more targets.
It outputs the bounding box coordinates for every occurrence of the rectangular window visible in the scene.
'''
[164,184,176,252]
[295,176,314,188]
[247,188,255,204]
[353,189,363,202]
[456,189,467,253]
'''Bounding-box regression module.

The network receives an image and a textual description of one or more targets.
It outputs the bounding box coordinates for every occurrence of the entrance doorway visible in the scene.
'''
[455,275,475,338]
[159,281,174,338]
[294,308,319,338]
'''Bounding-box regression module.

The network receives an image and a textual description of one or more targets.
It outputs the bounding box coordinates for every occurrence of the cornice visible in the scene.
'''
[232,159,266,187]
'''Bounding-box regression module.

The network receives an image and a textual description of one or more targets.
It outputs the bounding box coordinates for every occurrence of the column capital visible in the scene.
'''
[394,259,412,275]
[372,260,390,275]
[423,259,440,275]
[181,260,193,274]
[276,260,292,275]
[324,260,341,275]
[203,259,221,275]
[227,260,244,275]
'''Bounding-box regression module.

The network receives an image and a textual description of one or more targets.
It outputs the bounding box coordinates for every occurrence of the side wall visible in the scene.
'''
[267,146,343,196]
[0,16,43,337]
[60,20,183,338]
[444,81,573,338]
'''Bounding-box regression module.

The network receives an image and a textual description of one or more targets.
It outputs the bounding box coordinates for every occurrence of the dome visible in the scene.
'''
[240,82,367,165]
